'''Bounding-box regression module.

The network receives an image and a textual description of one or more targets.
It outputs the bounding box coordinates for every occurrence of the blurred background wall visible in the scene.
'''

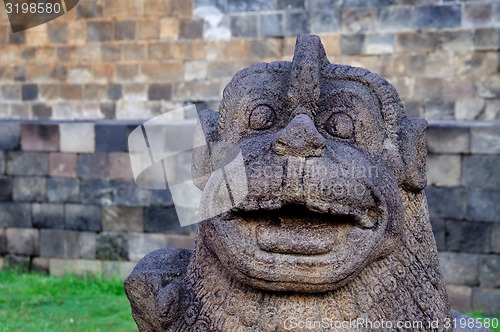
[0,0,499,315]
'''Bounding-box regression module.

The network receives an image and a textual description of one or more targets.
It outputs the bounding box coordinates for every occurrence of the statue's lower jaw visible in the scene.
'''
[200,209,388,293]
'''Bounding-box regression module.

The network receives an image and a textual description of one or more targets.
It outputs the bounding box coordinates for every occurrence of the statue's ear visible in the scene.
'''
[192,109,221,191]
[400,118,427,192]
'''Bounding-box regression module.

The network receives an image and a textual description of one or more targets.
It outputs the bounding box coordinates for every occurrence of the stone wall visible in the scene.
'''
[0,121,196,278]
[0,120,499,314]
[0,0,499,121]
[0,0,499,316]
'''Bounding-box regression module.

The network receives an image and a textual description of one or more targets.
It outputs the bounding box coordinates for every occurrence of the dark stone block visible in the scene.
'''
[285,12,309,36]
[113,180,151,206]
[467,189,500,222]
[260,14,284,37]
[230,15,258,37]
[414,5,461,29]
[21,84,38,101]
[343,8,373,33]
[95,125,128,152]
[250,39,280,58]
[340,34,365,55]
[310,10,341,34]
[87,21,113,42]
[278,0,304,10]
[9,31,25,44]
[439,252,479,286]
[65,204,101,232]
[0,123,20,150]
[6,152,49,176]
[108,84,122,100]
[308,0,339,10]
[100,103,116,119]
[429,217,446,251]
[0,177,12,201]
[77,153,108,179]
[180,18,204,39]
[0,229,5,254]
[342,0,372,7]
[150,189,175,206]
[0,152,4,174]
[96,232,128,260]
[80,179,115,205]
[425,187,467,220]
[32,103,52,120]
[148,84,172,101]
[446,220,492,254]
[376,6,413,30]
[48,23,67,43]
[228,0,277,12]
[144,206,186,234]
[396,31,439,52]
[464,3,493,27]
[13,177,46,202]
[115,20,136,40]
[47,178,79,203]
[463,156,500,189]
[32,203,65,229]
[77,0,102,18]
[473,28,500,50]
[0,203,31,227]
[39,229,79,258]
[479,255,500,288]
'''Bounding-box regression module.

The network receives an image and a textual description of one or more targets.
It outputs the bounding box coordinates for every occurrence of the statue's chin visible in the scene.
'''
[200,205,393,293]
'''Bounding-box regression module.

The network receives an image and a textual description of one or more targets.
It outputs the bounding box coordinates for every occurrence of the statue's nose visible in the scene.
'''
[273,113,325,157]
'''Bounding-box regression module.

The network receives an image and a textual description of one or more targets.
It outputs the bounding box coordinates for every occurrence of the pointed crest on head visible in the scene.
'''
[288,34,330,115]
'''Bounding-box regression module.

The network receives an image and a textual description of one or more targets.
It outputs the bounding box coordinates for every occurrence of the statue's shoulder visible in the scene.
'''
[127,248,192,279]
[124,248,193,332]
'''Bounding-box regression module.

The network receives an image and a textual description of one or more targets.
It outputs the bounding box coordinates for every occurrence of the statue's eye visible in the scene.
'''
[326,113,354,139]
[249,105,275,130]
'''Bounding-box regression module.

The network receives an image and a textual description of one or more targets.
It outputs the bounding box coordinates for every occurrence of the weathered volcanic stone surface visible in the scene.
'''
[125,34,490,332]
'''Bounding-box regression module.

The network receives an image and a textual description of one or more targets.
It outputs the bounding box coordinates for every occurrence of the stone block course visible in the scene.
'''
[462,155,500,189]
[6,228,38,256]
[108,152,134,180]
[40,229,79,258]
[467,189,500,223]
[426,154,461,187]
[20,124,59,151]
[47,178,79,203]
[479,255,500,288]
[50,258,102,277]
[0,203,31,228]
[32,203,65,229]
[446,285,472,312]
[65,204,101,232]
[472,288,500,316]
[6,152,48,176]
[414,5,461,29]
[439,252,479,286]
[128,232,168,261]
[446,220,492,254]
[425,187,467,220]
[144,206,185,234]
[471,126,500,154]
[12,177,46,202]
[49,153,77,177]
[96,231,128,260]
[59,123,95,153]
[426,125,470,154]
[102,206,144,232]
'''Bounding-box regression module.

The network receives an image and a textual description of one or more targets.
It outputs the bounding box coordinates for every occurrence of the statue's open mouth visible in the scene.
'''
[228,203,380,257]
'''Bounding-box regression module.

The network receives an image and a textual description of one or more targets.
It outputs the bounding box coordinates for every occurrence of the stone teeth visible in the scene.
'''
[358,214,375,229]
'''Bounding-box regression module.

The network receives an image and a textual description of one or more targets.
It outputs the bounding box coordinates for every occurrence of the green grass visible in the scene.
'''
[467,311,500,332]
[0,270,498,332]
[0,270,137,332]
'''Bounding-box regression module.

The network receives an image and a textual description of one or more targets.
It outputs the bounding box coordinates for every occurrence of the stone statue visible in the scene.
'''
[125,34,483,331]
